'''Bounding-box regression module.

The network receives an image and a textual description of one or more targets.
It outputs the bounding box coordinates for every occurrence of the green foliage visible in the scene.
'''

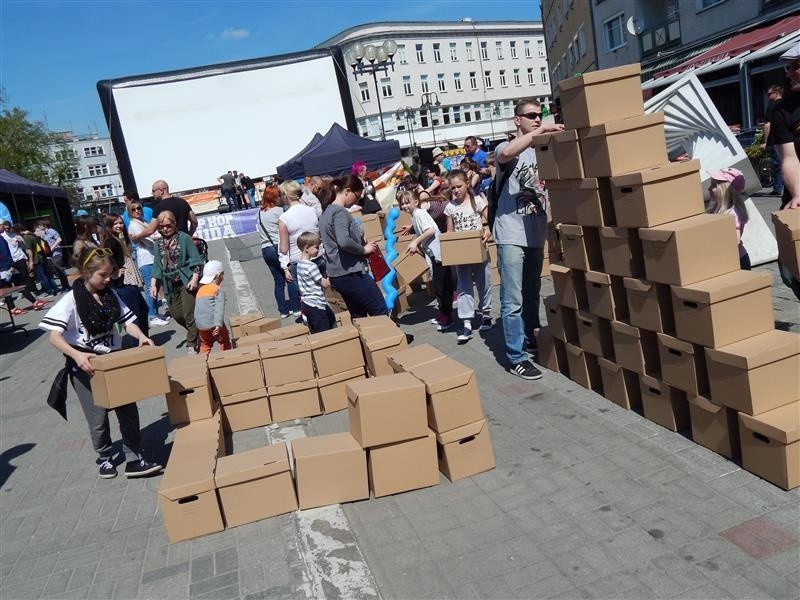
[745,129,764,160]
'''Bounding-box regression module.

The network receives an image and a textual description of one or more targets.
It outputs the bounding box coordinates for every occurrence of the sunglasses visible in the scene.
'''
[81,247,113,268]
[130,206,142,212]
[518,111,542,120]
[158,222,175,228]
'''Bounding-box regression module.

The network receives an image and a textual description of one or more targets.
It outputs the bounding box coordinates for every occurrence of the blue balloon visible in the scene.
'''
[381,206,401,311]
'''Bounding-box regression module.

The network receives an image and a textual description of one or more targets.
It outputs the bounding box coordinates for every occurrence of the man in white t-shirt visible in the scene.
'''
[493,98,563,380]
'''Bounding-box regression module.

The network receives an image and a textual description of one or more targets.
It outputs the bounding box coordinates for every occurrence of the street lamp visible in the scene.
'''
[394,107,417,151]
[420,91,441,148]
[346,40,398,141]
[488,102,501,141]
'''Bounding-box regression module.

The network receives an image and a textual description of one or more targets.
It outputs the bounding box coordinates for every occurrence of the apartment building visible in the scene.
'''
[50,131,123,207]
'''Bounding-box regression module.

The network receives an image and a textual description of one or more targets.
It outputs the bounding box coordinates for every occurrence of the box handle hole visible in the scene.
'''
[683,301,699,308]
[648,387,661,395]
[178,390,193,397]
[459,435,476,445]
[668,349,682,357]
[621,187,633,194]
[752,432,771,444]
[178,495,199,504]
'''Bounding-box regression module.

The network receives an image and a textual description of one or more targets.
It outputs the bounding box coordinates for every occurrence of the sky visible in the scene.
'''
[1,0,541,136]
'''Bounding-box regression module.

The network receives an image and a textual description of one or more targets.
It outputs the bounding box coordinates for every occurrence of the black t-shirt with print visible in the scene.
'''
[771,90,800,208]
[153,196,193,234]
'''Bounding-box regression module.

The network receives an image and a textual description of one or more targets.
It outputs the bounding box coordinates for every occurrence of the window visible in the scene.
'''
[420,110,429,128]
[55,148,77,160]
[83,146,105,157]
[454,72,462,91]
[397,44,407,64]
[359,82,370,102]
[484,70,492,89]
[466,42,474,61]
[449,42,457,61]
[469,71,478,90]
[527,68,534,84]
[420,74,429,93]
[480,41,488,60]
[510,41,517,59]
[696,0,725,10]
[604,13,626,52]
[578,24,587,57]
[499,70,507,87]
[92,184,114,198]
[442,107,451,125]
[513,68,521,86]
[437,73,446,93]
[67,168,80,180]
[568,42,576,67]
[541,67,548,84]
[537,39,544,57]
[474,106,482,121]
[525,40,532,58]
[381,77,392,98]
[87,164,109,176]
[453,105,462,124]
[433,43,442,62]
[495,41,504,60]
[416,43,424,62]
[403,75,412,96]
[464,110,472,123]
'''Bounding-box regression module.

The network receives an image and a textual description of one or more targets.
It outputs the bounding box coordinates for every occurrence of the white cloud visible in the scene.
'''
[221,27,250,40]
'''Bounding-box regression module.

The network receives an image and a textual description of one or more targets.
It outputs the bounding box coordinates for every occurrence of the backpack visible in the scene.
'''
[486,158,517,231]
[192,236,208,263]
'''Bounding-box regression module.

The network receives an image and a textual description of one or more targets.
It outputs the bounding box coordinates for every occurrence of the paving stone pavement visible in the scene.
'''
[1,194,798,599]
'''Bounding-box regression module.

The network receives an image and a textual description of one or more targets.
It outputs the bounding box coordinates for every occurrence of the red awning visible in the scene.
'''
[656,15,800,78]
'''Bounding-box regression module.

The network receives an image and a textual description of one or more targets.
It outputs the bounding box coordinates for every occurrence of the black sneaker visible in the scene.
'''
[510,360,543,380]
[456,326,473,343]
[124,458,162,478]
[98,457,117,479]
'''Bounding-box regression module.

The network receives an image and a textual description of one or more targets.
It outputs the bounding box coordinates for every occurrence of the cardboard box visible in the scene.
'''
[598,358,642,411]
[599,227,644,278]
[360,213,384,242]
[576,310,614,358]
[334,310,352,327]
[544,295,578,343]
[393,234,416,257]
[531,133,559,180]
[688,396,740,460]
[387,343,446,373]
[610,160,705,228]
[487,242,498,266]
[551,263,588,310]
[368,430,439,497]
[352,315,396,333]
[258,337,314,387]
[406,357,485,434]
[610,320,659,375]
[560,224,604,271]
[292,433,369,509]
[535,326,569,375]
[214,444,298,528]
[268,323,310,341]
[657,333,709,396]
[308,325,364,379]
[207,347,264,397]
[772,209,800,280]
[705,330,800,415]
[268,380,322,423]
[234,331,280,348]
[436,419,495,482]
[359,325,408,377]
[565,342,603,391]
[672,270,774,348]
[90,345,169,409]
[548,178,615,227]
[347,373,428,447]
[230,312,263,339]
[585,271,628,321]
[738,403,800,490]
[547,223,561,261]
[166,356,215,426]
[580,113,667,177]
[392,251,429,286]
[639,213,740,286]
[558,64,644,129]
[639,375,689,432]
[220,388,271,433]
[439,230,488,266]
[491,266,501,287]
[541,253,551,277]
[531,129,585,180]
[241,316,281,337]
[623,278,674,334]
[317,367,367,413]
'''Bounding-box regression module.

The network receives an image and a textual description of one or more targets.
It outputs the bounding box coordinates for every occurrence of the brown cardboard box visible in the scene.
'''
[173,411,225,457]
[610,321,659,375]
[347,373,428,447]
[623,278,674,334]
[530,129,585,180]
[551,263,588,309]
[166,356,214,426]
[672,270,774,348]
[436,419,495,482]
[544,295,578,343]
[609,160,705,228]
[214,444,298,528]
[268,323,310,341]
[292,432,369,509]
[406,357,485,434]
[541,252,551,277]
[268,380,322,423]
[207,347,264,397]
[531,133,559,180]
[387,343,446,373]
[220,389,271,433]
[487,242,498,266]
[361,213,384,241]
[535,326,569,375]
[309,325,364,379]
[560,224,604,271]
[368,430,439,497]
[688,396,740,460]
[392,251,429,286]
[579,113,667,178]
[565,342,602,390]
[705,330,800,415]
[657,334,709,396]
[234,331,280,348]
[230,312,263,339]
[318,367,367,413]
[90,346,170,409]
[548,223,561,260]
[258,337,314,387]
[440,230,488,266]
[491,266,501,287]
[639,213,740,286]
[558,64,644,129]
[548,178,615,227]
[639,375,689,432]
[393,234,416,257]
[359,325,408,377]
[334,310,352,327]
[738,403,800,490]
[599,227,644,278]
[241,316,281,337]
[393,210,412,234]
[585,271,628,321]
[597,358,642,411]
[352,315,396,333]
[576,310,614,358]
[772,209,800,280]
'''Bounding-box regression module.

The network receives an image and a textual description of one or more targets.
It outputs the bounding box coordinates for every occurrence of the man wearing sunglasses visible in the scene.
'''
[129,180,197,243]
[492,98,564,380]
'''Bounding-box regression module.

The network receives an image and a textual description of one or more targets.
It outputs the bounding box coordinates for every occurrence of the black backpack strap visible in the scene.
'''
[487,157,518,231]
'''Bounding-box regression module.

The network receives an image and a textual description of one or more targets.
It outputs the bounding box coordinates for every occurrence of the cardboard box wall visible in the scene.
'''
[436,419,496,482]
[259,337,314,387]
[90,346,170,409]
[368,430,440,497]
[268,323,310,341]
[560,225,604,272]
[624,278,674,334]
[230,312,263,339]
[565,343,603,391]
[551,263,588,310]
[557,64,644,129]
[610,320,659,375]
[599,227,644,278]
[268,380,322,423]
[439,230,488,266]
[359,324,408,377]
[387,343,446,373]
[531,129,585,180]
[657,334,709,397]
[585,271,628,321]
[576,310,614,359]
[535,327,569,375]
[598,358,642,411]
[738,403,799,490]
[166,356,215,426]
[241,317,281,337]
[208,347,264,397]
[639,375,690,432]
[318,367,367,413]
[579,113,667,178]
[220,389,271,433]
[544,295,579,343]
[688,396,740,460]
[548,178,615,228]
[772,209,800,280]
[234,331,281,348]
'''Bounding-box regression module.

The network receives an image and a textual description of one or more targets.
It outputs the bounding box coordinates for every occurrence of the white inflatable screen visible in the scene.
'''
[111,55,347,193]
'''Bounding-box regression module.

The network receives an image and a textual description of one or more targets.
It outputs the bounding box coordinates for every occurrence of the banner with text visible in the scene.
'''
[195,208,259,242]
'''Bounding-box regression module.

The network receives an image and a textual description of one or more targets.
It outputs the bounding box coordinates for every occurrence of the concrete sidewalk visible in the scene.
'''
[1,209,798,599]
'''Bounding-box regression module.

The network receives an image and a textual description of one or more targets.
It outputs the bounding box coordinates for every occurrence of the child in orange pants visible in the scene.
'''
[194,260,232,354]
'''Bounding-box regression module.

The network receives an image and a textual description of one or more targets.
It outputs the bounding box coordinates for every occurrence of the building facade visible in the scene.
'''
[50,131,123,208]
[316,21,552,152]
[541,0,597,87]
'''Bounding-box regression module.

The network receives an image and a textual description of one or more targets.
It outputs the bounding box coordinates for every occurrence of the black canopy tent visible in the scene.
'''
[0,169,75,245]
[276,123,400,180]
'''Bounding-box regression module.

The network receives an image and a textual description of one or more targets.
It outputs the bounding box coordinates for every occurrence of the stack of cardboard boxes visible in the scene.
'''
[535,64,800,490]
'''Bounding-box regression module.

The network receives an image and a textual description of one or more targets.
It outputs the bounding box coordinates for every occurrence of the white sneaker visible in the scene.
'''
[149,316,170,327]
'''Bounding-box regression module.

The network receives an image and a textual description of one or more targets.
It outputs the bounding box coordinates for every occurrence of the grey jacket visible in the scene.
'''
[319,204,368,278]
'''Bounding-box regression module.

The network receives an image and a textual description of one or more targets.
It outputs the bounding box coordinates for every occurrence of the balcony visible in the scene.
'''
[639,15,681,59]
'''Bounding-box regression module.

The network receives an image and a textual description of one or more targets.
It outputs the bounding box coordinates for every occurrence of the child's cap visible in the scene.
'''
[708,167,745,193]
[199,260,224,284]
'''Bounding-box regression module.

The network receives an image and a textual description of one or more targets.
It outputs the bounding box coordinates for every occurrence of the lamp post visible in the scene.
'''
[346,40,398,141]
[394,107,417,151]
[420,91,441,148]
[488,102,501,142]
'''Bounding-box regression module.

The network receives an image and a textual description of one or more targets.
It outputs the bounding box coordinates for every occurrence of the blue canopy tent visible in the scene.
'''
[275,132,324,181]
[0,169,75,245]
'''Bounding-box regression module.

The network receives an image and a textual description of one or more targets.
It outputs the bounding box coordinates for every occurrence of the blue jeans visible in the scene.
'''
[498,244,543,365]
[247,188,256,208]
[33,261,56,294]
[139,264,157,318]
[770,146,783,193]
[330,271,389,318]
[262,246,299,314]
